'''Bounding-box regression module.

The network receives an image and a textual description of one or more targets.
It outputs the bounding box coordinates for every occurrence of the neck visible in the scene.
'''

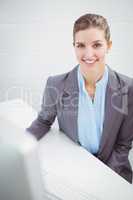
[83,67,105,88]
[85,79,96,89]
[84,72,103,88]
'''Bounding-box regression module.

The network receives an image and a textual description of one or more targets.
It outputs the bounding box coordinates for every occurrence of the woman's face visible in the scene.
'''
[74,28,112,81]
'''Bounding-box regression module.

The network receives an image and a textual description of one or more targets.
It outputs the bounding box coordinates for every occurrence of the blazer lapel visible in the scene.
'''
[63,65,79,95]
[62,65,79,143]
[97,67,125,159]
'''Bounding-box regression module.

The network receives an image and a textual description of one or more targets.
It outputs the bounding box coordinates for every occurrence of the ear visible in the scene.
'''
[106,40,112,53]
[107,40,112,50]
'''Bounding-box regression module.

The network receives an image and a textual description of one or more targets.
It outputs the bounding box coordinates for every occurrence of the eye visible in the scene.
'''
[76,43,85,48]
[93,43,102,48]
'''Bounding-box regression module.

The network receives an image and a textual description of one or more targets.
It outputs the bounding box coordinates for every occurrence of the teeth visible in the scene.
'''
[84,60,95,64]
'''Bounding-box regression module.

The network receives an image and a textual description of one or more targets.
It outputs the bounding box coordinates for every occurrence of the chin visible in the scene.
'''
[82,63,97,71]
[81,64,103,78]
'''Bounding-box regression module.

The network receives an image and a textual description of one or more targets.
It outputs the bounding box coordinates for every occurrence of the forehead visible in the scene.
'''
[74,28,106,43]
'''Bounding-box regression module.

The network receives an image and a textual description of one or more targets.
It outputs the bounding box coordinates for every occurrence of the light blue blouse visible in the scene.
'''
[77,65,109,154]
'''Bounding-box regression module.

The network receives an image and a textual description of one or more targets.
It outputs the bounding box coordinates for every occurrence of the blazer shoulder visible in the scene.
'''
[112,71,133,103]
[45,70,71,91]
[114,70,133,89]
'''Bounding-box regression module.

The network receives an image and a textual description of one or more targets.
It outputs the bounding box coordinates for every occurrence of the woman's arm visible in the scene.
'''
[26,77,57,140]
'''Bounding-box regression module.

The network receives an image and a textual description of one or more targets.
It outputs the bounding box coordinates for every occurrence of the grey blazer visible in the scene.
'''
[27,65,133,183]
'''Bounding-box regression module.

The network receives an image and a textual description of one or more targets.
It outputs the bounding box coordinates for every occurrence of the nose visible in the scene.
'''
[84,47,95,59]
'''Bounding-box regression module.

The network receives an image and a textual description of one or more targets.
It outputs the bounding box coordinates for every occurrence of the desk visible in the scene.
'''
[38,128,133,200]
[0,99,133,200]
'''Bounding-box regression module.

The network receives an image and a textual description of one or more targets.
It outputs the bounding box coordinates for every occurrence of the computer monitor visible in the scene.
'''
[0,116,46,200]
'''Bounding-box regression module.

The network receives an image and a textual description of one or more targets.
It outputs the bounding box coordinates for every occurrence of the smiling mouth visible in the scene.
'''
[85,60,95,64]
[82,59,97,65]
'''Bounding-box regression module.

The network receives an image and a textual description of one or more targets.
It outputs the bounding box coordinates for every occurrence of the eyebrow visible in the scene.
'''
[75,40,103,44]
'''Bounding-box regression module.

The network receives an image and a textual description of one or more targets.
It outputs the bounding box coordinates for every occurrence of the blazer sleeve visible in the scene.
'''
[106,84,133,183]
[26,77,57,140]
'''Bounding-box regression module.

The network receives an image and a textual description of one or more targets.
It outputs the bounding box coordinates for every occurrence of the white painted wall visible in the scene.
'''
[0,0,133,110]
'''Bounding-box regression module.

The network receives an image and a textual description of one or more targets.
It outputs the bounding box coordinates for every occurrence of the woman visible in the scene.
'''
[27,13,133,183]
